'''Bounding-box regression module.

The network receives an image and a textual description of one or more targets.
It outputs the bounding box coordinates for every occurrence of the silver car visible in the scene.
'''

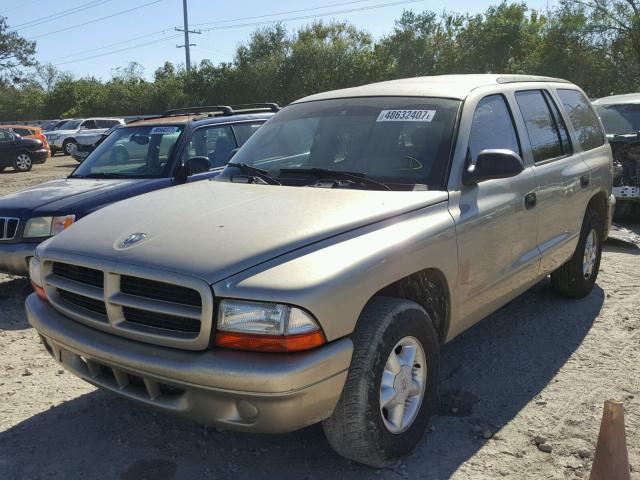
[44,117,124,155]
[27,75,614,467]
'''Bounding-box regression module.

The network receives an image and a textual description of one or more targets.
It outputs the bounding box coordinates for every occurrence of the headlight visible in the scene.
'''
[216,299,325,352]
[24,215,75,238]
[29,256,47,301]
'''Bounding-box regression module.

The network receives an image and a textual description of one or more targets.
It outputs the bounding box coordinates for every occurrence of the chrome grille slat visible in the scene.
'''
[0,217,19,240]
[42,259,213,350]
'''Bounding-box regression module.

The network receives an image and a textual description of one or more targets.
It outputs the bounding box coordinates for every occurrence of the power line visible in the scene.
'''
[14,0,114,30]
[50,0,425,67]
[54,33,182,66]
[27,0,165,40]
[199,0,426,32]
[192,0,376,27]
[45,29,172,62]
[2,0,41,15]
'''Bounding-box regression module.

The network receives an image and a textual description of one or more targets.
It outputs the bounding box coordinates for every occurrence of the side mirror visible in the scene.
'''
[463,149,524,185]
[185,156,211,175]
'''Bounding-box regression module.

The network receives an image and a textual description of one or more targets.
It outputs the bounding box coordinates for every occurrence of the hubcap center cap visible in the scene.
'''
[393,365,413,402]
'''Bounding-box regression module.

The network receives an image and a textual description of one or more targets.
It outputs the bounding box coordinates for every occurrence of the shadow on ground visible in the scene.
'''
[0,280,604,479]
[0,277,31,331]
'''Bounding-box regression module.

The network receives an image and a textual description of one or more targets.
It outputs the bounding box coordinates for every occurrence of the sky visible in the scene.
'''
[1,0,556,80]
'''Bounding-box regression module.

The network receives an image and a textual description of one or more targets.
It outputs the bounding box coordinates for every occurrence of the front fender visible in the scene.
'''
[213,202,458,341]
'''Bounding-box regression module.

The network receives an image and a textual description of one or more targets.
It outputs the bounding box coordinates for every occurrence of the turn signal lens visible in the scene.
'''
[215,330,326,352]
[216,299,325,352]
[29,256,47,301]
[51,215,75,236]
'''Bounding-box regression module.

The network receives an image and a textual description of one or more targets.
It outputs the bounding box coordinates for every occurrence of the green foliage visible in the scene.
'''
[2,2,640,121]
[0,16,36,85]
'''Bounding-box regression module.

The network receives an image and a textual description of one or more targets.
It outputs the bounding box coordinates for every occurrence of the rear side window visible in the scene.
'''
[543,90,572,155]
[468,94,520,161]
[97,119,119,128]
[233,122,263,146]
[13,128,32,136]
[556,89,605,151]
[516,90,564,163]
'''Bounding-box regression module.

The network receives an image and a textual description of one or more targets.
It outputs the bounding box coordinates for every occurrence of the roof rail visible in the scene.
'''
[496,75,570,84]
[162,105,233,117]
[227,103,280,113]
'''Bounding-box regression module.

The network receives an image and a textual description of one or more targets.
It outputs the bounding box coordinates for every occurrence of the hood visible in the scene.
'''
[0,178,161,218]
[45,181,448,284]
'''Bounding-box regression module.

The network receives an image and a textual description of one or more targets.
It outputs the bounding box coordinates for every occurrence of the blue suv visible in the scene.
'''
[0,104,277,275]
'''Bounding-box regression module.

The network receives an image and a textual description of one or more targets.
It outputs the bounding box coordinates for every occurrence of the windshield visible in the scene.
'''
[224,96,460,190]
[595,104,640,135]
[71,124,183,178]
[60,120,82,130]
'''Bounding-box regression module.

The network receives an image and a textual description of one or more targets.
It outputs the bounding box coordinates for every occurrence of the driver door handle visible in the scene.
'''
[524,192,537,210]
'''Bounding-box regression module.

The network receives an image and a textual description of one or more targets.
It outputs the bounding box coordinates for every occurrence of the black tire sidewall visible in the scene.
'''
[363,305,439,459]
[570,209,603,294]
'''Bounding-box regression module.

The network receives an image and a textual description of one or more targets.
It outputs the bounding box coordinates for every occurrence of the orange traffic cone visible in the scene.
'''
[589,400,631,480]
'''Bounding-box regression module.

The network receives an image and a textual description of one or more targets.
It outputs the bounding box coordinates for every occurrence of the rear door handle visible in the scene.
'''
[524,192,537,209]
[580,174,590,188]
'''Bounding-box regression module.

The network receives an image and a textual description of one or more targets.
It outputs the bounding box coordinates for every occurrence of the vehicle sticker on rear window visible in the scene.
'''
[149,126,180,134]
[376,110,436,122]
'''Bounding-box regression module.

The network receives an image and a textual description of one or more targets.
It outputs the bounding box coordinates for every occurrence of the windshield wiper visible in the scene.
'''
[226,162,281,185]
[72,172,131,179]
[279,167,392,191]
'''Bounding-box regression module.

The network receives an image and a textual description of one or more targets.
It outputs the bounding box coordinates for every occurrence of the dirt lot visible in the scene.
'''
[0,155,638,479]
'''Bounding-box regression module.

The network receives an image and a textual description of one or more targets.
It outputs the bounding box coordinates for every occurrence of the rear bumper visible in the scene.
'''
[0,242,36,275]
[32,149,48,164]
[26,294,352,433]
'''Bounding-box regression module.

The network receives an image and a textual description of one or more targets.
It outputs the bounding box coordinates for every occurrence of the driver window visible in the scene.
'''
[184,125,236,168]
[468,95,521,162]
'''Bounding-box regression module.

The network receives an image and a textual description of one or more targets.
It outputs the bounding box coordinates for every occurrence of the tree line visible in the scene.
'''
[1,0,639,121]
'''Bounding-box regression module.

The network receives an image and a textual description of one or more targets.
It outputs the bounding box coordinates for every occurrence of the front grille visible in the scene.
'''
[52,262,104,288]
[58,289,108,316]
[0,217,19,240]
[121,276,202,307]
[43,259,212,350]
[123,306,201,333]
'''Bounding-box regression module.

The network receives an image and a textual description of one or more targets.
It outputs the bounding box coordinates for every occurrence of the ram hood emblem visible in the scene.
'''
[120,232,147,248]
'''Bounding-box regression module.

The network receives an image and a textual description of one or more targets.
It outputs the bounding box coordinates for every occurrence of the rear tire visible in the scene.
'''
[13,152,33,172]
[0,166,5,172]
[322,297,439,467]
[551,208,603,298]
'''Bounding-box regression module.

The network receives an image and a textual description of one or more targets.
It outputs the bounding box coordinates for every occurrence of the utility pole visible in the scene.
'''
[176,0,200,72]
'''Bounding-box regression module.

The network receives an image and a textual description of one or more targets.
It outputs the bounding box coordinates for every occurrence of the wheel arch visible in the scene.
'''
[586,190,608,235]
[368,268,450,343]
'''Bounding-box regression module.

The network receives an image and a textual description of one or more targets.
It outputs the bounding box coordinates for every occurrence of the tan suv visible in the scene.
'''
[27,75,614,467]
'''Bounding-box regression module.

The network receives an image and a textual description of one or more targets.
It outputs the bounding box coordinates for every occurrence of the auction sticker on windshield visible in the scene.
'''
[149,126,180,134]
[376,110,436,122]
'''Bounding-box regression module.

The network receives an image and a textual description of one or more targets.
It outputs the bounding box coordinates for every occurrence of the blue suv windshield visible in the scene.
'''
[71,125,183,178]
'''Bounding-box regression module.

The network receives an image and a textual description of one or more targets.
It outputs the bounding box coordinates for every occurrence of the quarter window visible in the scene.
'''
[515,90,564,163]
[556,89,605,151]
[468,94,520,161]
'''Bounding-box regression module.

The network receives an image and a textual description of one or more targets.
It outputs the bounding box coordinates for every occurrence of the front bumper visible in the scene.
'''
[0,242,36,275]
[26,294,352,433]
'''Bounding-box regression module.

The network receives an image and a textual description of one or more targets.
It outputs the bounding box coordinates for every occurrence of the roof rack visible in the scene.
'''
[162,105,233,117]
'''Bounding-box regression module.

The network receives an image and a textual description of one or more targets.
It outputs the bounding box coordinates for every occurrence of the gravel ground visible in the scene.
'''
[0,155,638,479]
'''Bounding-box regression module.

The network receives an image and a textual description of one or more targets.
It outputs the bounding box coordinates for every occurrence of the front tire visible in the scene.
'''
[322,297,439,467]
[551,208,603,298]
[62,139,76,156]
[13,152,33,172]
